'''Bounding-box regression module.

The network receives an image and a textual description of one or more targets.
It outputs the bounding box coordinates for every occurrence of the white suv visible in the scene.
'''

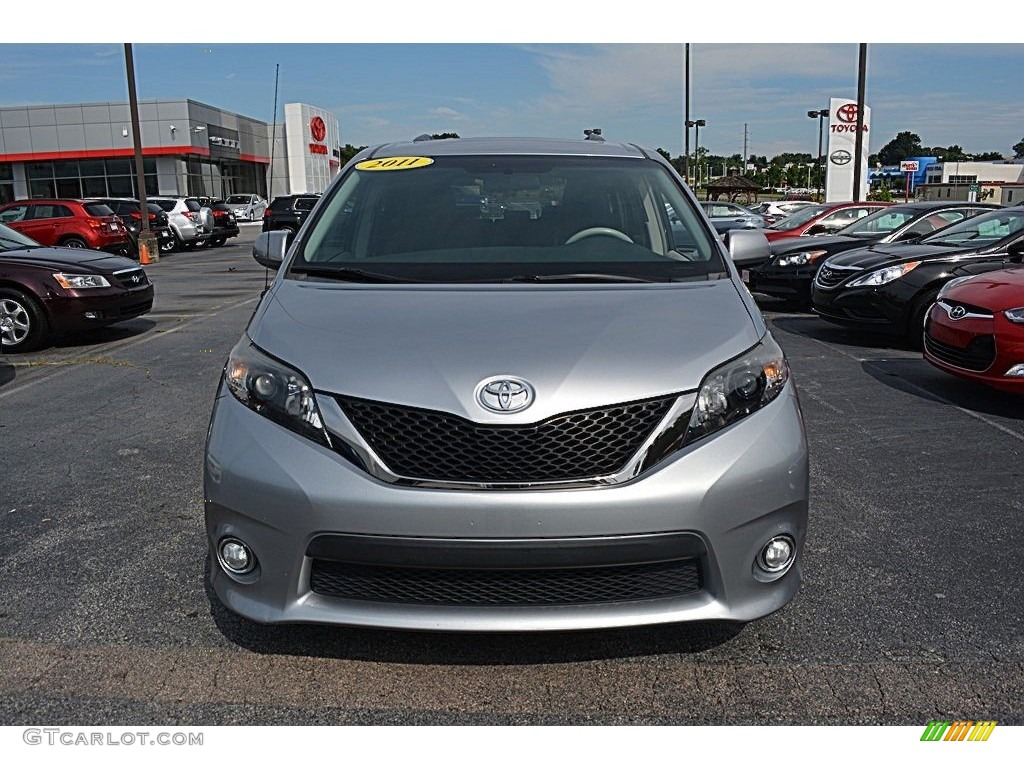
[150,197,214,251]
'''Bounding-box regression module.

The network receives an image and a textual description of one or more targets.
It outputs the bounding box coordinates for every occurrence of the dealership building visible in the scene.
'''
[0,99,342,205]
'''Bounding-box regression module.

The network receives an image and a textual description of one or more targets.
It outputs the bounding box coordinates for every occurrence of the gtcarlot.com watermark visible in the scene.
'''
[23,728,203,747]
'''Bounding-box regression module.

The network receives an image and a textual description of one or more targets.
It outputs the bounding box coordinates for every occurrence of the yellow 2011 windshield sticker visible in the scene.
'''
[355,157,434,171]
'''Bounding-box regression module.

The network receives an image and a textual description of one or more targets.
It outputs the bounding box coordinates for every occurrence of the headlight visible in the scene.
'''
[684,334,790,445]
[1004,308,1024,324]
[847,261,921,288]
[937,275,975,299]
[53,273,110,289]
[224,338,330,447]
[775,250,827,268]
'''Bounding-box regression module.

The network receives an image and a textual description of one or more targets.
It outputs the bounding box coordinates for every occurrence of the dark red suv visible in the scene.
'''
[0,199,130,253]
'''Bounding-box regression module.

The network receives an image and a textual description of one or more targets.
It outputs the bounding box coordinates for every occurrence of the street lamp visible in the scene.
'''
[807,109,828,200]
[685,118,706,191]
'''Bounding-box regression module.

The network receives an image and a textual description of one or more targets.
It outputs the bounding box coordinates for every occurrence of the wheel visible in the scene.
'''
[905,291,939,350]
[0,288,48,353]
[564,227,633,245]
[210,236,226,247]
[61,237,87,249]
[159,237,176,253]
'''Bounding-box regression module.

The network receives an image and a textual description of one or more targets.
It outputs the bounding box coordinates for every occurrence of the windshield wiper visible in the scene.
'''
[500,273,663,284]
[290,265,417,283]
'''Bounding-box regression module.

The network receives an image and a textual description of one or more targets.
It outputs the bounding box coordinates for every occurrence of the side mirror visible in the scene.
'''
[1008,240,1024,264]
[253,230,290,269]
[725,228,771,267]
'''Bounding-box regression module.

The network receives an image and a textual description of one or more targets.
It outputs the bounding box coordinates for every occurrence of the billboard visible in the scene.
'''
[825,98,871,202]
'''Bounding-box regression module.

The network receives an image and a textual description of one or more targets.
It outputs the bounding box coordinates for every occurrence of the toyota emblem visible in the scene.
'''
[948,305,967,320]
[836,103,859,123]
[477,377,534,413]
[830,150,852,165]
[310,116,327,142]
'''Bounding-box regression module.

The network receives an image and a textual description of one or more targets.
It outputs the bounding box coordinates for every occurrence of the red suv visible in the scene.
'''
[0,199,130,253]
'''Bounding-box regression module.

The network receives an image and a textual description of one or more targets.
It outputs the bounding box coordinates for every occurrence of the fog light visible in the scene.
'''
[218,537,255,574]
[757,535,795,573]
[84,311,101,320]
[1004,364,1024,378]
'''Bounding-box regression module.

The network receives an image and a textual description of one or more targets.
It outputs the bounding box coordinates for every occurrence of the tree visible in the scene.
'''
[1013,138,1024,159]
[339,143,366,164]
[430,132,460,140]
[974,151,1005,161]
[877,131,923,166]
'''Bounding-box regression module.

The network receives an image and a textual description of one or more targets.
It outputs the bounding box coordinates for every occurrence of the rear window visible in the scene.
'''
[153,200,177,212]
[295,197,318,211]
[185,200,202,212]
[269,197,294,211]
[83,203,114,216]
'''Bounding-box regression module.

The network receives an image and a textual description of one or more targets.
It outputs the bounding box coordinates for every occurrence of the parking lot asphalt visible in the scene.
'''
[1,228,1022,725]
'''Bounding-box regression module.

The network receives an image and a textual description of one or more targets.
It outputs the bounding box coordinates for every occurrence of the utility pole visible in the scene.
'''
[743,123,749,174]
[683,44,690,184]
[852,44,868,201]
[124,43,156,263]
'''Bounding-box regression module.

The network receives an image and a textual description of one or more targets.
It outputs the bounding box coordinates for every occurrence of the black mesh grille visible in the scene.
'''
[337,394,678,483]
[924,330,996,372]
[310,559,702,606]
[815,266,857,288]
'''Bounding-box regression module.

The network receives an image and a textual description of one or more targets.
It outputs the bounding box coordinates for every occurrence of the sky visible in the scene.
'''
[1,5,1021,162]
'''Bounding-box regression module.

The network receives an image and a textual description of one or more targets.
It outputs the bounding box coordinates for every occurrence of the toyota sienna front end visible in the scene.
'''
[204,137,809,631]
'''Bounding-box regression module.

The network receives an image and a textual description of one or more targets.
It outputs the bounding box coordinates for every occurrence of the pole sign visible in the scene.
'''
[899,161,919,172]
[825,98,871,202]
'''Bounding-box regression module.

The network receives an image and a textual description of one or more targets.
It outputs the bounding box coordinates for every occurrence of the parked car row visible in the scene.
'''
[743,203,1024,394]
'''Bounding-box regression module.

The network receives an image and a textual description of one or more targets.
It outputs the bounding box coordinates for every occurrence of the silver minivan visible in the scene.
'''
[205,137,809,631]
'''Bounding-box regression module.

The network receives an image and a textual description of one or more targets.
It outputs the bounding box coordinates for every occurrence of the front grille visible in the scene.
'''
[815,266,858,288]
[337,394,678,484]
[112,268,148,288]
[310,558,702,606]
[924,330,996,372]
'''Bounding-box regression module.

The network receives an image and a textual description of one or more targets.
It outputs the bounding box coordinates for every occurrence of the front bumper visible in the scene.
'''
[811,282,914,335]
[205,381,809,631]
[748,264,816,304]
[44,285,154,332]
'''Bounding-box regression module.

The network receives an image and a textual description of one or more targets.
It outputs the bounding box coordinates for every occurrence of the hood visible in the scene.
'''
[945,267,1024,312]
[0,247,137,272]
[250,280,761,424]
[825,241,972,271]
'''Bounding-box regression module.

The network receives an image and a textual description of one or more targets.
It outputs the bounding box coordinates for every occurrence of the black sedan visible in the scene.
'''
[811,206,1024,346]
[749,201,1000,305]
[0,223,153,353]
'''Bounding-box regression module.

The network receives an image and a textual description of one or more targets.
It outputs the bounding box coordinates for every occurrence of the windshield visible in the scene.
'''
[225,195,250,204]
[837,207,917,237]
[769,204,829,231]
[0,222,39,250]
[921,208,1024,247]
[295,155,726,283]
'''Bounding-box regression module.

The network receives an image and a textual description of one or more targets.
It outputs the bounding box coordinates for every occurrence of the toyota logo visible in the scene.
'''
[948,305,967,320]
[836,103,859,123]
[477,377,534,413]
[310,116,327,142]
[830,150,852,165]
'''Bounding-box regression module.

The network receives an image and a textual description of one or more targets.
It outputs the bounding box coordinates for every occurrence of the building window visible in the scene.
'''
[948,175,977,185]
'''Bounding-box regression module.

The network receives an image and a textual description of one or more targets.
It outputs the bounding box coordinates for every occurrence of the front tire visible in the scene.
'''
[0,288,48,352]
[209,236,226,247]
[61,237,87,249]
[906,291,939,350]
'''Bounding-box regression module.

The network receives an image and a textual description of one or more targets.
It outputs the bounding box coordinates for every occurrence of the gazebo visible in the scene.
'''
[705,175,762,205]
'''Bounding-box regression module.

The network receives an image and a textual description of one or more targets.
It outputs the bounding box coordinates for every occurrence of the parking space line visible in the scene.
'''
[0,296,258,401]
[780,325,1024,444]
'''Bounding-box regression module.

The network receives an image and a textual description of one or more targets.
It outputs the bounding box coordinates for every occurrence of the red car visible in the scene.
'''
[0,198,130,254]
[924,261,1024,393]
[763,201,892,243]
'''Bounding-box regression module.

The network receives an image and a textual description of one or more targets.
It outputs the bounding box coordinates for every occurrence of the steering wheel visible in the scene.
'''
[564,227,634,245]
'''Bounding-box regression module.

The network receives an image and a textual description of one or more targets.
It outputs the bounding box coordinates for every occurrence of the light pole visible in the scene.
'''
[685,118,706,192]
[807,108,828,200]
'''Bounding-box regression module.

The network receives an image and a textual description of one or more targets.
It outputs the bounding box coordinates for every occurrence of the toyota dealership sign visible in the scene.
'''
[825,97,871,202]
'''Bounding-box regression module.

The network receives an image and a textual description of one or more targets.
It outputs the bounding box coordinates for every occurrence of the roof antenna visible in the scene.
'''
[413,134,433,142]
